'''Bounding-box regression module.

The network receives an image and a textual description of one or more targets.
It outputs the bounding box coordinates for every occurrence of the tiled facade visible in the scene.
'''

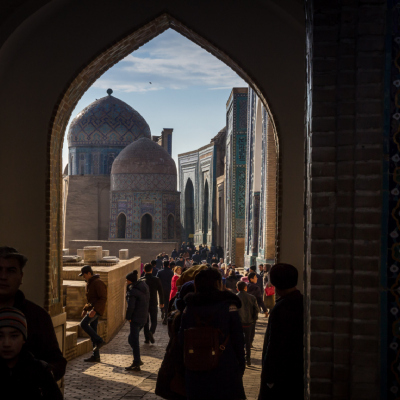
[225,88,248,267]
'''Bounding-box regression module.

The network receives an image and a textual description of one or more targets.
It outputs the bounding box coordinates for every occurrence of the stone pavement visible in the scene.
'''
[64,313,268,400]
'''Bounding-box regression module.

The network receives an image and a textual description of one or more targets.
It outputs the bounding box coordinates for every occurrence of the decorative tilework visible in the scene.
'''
[111,173,176,191]
[236,168,246,219]
[162,193,180,240]
[237,96,248,131]
[68,95,151,147]
[237,135,247,163]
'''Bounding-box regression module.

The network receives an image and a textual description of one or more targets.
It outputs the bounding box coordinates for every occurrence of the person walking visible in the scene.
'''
[179,267,246,400]
[156,260,174,324]
[170,265,183,301]
[125,270,150,371]
[236,281,259,366]
[247,272,265,346]
[225,269,239,292]
[79,265,107,362]
[263,263,275,314]
[141,263,164,344]
[258,263,303,400]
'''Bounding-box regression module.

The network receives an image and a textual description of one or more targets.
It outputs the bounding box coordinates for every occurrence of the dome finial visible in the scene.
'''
[107,88,113,96]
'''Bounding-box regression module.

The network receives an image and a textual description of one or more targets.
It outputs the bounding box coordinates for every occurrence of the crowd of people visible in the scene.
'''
[125,242,304,400]
[0,243,304,400]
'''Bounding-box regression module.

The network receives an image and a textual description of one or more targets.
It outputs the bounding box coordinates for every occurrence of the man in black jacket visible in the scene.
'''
[258,263,303,400]
[156,260,174,324]
[0,246,67,381]
[236,281,259,366]
[140,263,164,344]
[125,270,149,371]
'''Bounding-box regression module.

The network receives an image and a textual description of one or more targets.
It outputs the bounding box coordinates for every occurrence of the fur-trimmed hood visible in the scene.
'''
[184,289,242,309]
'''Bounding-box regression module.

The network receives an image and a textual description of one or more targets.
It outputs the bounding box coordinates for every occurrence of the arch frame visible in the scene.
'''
[140,212,154,240]
[117,212,127,239]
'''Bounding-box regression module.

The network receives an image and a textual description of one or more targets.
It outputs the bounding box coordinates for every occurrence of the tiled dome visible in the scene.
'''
[67,91,151,147]
[110,137,177,192]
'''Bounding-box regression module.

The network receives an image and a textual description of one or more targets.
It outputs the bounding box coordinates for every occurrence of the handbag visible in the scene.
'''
[265,286,275,296]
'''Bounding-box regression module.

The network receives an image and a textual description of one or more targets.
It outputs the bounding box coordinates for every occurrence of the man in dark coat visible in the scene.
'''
[0,246,67,380]
[79,265,108,362]
[179,268,245,400]
[125,270,150,371]
[140,263,164,344]
[248,272,265,345]
[237,281,259,366]
[258,263,304,400]
[250,265,264,294]
[171,249,179,259]
[156,260,174,324]
[192,251,201,264]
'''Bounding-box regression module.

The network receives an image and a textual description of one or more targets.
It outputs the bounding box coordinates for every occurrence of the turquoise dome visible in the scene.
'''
[67,92,151,147]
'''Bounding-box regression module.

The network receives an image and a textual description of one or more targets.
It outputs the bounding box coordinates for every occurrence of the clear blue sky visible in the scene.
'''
[62,29,247,169]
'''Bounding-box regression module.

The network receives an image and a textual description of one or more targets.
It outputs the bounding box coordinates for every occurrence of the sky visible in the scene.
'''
[62,29,247,170]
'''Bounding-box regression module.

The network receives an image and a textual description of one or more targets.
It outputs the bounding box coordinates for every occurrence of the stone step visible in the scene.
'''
[66,320,80,334]
[76,338,93,357]
[66,330,77,349]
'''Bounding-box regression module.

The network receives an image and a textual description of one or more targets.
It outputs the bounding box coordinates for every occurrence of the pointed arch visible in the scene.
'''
[167,214,175,240]
[141,213,153,240]
[117,213,126,239]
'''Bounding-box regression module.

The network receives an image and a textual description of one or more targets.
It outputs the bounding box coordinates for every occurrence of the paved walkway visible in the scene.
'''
[64,313,267,400]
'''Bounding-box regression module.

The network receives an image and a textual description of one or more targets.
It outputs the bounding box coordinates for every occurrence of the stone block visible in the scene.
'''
[84,246,102,262]
[77,249,84,258]
[63,249,69,255]
[102,250,110,257]
[119,249,129,260]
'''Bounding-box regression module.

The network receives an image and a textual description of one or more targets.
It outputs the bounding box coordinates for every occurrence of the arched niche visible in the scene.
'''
[141,213,153,240]
[184,178,195,242]
[167,214,175,240]
[117,213,126,239]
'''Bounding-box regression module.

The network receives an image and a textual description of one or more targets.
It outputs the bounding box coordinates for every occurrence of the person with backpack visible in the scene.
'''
[179,267,245,400]
[236,281,259,366]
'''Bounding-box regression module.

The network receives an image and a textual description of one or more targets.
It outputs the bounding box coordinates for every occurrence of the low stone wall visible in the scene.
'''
[68,240,179,264]
[63,256,141,342]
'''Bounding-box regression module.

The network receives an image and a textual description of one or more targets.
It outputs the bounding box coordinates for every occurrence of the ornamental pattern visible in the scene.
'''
[111,173,176,191]
[68,95,151,147]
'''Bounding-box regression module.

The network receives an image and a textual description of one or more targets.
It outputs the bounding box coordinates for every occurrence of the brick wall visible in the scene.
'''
[305,1,385,398]
[69,239,178,265]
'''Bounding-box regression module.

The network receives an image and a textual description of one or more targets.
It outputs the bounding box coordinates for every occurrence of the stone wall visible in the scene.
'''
[64,175,110,246]
[305,1,385,398]
[68,240,179,264]
[63,257,141,341]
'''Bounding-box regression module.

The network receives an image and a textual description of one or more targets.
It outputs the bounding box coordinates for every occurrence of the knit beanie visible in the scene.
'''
[0,307,27,340]
[126,270,138,283]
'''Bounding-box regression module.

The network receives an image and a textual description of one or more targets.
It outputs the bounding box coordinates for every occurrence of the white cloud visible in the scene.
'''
[92,30,246,93]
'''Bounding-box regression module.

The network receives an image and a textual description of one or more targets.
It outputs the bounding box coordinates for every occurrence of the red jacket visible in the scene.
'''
[170,274,180,300]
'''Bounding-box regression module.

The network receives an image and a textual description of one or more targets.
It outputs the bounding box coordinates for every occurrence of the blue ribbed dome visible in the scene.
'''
[67,93,151,147]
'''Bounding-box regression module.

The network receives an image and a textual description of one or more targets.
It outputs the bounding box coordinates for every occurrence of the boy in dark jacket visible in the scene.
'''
[125,270,150,371]
[236,281,259,366]
[0,307,63,400]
